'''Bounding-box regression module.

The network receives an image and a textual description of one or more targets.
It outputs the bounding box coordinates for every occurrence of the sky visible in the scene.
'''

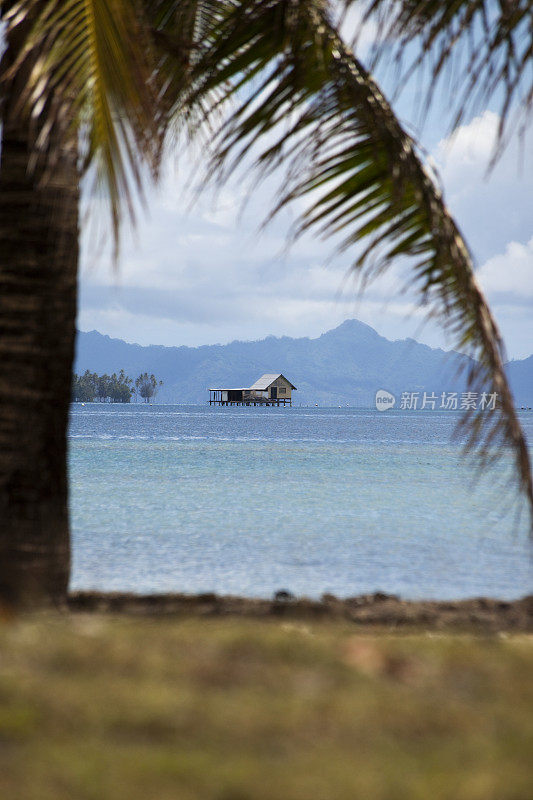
[78,12,533,361]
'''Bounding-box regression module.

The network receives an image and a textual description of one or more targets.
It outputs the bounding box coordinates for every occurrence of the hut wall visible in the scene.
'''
[269,377,292,400]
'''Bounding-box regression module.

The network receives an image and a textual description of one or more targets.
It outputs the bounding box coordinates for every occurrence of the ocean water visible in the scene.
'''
[68,405,533,600]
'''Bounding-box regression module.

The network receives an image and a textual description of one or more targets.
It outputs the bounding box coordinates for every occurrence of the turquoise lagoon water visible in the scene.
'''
[68,405,533,600]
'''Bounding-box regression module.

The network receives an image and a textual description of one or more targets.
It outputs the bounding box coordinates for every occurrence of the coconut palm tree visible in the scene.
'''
[0,0,531,606]
[0,0,167,605]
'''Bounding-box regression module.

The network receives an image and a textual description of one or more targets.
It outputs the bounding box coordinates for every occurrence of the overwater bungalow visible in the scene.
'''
[209,373,296,406]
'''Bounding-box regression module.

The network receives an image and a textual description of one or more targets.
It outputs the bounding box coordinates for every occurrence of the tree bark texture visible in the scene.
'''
[0,19,79,607]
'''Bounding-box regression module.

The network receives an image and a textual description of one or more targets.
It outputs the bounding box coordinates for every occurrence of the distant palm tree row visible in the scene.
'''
[72,370,163,403]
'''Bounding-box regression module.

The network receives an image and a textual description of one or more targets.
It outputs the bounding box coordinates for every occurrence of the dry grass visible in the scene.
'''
[0,614,532,800]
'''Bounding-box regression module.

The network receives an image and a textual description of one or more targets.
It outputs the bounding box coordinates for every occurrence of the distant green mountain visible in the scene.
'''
[74,319,532,406]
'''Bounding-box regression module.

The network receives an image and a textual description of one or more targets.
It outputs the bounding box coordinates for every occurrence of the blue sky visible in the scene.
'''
[78,11,533,360]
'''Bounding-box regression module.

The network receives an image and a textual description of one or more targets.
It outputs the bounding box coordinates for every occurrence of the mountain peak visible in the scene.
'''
[320,318,383,341]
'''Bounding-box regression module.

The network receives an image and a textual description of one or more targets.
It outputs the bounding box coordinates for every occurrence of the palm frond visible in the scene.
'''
[185,0,532,517]
[352,0,533,154]
[2,0,166,250]
[145,0,238,143]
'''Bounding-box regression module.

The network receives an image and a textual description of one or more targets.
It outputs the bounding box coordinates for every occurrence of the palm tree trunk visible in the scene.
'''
[0,24,79,607]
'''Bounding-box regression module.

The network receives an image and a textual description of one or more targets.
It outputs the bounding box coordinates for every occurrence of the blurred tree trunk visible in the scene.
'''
[0,17,79,607]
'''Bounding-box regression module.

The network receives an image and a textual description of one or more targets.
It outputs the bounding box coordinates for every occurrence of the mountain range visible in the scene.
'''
[74,319,532,406]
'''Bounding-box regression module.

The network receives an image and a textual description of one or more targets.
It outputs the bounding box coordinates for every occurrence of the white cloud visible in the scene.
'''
[78,289,439,350]
[436,110,501,174]
[477,237,533,300]
[469,237,533,359]
[433,110,533,263]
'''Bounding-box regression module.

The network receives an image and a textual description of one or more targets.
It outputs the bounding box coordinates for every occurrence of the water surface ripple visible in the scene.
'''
[69,404,533,600]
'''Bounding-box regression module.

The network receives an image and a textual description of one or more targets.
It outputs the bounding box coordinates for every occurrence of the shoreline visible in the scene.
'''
[67,590,533,632]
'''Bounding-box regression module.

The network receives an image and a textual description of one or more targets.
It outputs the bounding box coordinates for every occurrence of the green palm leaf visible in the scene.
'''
[2,0,165,247]
[1,0,236,247]
[145,1,234,143]
[183,0,532,516]
[356,0,533,152]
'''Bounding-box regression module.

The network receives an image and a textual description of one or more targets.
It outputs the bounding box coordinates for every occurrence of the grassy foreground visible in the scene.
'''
[1,614,532,800]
